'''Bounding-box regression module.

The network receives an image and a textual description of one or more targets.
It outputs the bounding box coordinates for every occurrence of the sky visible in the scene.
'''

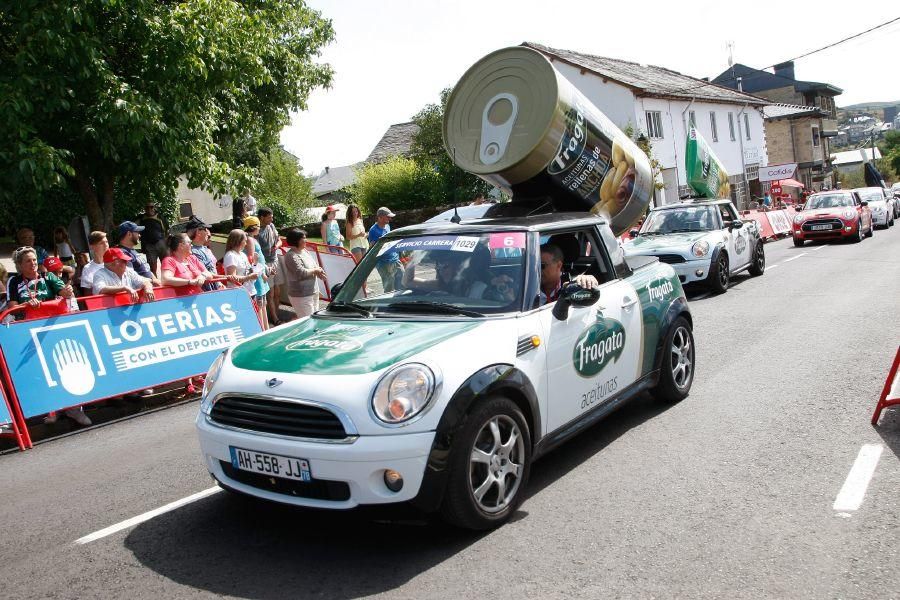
[280,0,900,177]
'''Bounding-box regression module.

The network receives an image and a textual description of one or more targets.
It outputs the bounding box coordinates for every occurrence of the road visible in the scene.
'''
[2,231,899,599]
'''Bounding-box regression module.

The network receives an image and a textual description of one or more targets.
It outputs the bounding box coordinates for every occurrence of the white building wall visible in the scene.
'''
[176,177,233,225]
[551,62,768,205]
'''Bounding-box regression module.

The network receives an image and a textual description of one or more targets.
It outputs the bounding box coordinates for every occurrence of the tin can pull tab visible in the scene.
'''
[479,93,518,166]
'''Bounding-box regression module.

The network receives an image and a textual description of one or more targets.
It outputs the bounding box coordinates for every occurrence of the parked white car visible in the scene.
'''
[622,199,765,294]
[855,187,894,228]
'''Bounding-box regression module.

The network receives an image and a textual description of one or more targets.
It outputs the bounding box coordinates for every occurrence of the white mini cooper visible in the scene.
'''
[197,209,695,529]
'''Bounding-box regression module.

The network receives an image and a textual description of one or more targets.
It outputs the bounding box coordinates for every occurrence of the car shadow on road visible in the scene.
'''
[874,408,900,460]
[124,394,674,599]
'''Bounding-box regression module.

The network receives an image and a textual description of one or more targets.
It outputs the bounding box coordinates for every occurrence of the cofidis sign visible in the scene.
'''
[0,288,261,417]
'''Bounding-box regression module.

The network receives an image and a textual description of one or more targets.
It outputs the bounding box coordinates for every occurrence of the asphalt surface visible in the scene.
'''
[2,229,899,599]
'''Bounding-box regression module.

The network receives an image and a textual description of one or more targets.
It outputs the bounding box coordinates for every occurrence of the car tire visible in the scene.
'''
[440,396,532,530]
[652,316,695,404]
[793,237,804,248]
[708,251,729,294]
[852,223,863,243]
[866,221,874,238]
[748,242,765,276]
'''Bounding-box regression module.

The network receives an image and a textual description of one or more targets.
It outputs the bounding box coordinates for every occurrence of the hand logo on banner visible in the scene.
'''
[51,338,97,395]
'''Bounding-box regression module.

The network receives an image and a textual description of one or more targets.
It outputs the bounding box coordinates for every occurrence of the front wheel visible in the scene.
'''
[708,252,729,294]
[441,397,532,530]
[851,222,863,243]
[866,220,874,237]
[748,242,765,276]
[793,237,805,248]
[652,316,695,403]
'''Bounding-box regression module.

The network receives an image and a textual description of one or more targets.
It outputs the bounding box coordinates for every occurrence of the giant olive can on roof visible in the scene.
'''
[443,46,653,235]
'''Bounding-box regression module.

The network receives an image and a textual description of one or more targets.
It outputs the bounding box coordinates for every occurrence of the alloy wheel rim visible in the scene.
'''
[670,326,693,390]
[756,245,765,270]
[718,257,728,287]
[468,414,525,514]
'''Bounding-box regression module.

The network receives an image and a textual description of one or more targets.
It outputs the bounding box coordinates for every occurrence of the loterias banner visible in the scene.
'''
[685,127,731,199]
[0,288,261,418]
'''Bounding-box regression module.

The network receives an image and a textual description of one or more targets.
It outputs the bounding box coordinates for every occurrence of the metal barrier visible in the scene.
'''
[0,281,263,451]
[871,347,900,426]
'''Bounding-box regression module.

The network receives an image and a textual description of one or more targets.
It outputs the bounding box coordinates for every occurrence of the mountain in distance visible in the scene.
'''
[839,100,900,111]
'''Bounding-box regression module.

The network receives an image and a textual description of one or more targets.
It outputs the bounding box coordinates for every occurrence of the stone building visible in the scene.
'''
[762,104,834,190]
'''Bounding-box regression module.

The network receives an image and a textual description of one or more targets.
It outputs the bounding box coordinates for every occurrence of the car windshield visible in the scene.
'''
[640,206,718,234]
[330,231,527,316]
[856,190,883,203]
[806,194,854,209]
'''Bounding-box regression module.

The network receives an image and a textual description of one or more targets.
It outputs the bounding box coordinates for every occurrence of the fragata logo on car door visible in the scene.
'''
[572,316,626,377]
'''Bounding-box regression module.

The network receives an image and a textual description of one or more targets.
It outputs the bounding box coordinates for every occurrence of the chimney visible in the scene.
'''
[773,61,795,81]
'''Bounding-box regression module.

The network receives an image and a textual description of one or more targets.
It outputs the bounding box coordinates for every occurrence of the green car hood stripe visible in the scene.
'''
[632,264,684,376]
[626,232,709,250]
[231,318,481,375]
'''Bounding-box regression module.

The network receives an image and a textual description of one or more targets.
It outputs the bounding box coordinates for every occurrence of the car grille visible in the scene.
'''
[654,254,687,264]
[210,396,349,440]
[220,461,351,501]
[802,218,843,231]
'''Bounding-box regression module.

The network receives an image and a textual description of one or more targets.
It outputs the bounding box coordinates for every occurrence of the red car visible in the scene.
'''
[792,190,874,246]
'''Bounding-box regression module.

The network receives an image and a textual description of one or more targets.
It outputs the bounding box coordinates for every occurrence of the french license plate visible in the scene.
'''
[810,224,831,231]
[229,446,311,482]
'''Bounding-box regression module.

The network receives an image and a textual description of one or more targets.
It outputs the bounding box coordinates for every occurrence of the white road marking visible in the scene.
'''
[810,245,827,252]
[833,444,883,513]
[767,264,780,269]
[75,486,222,545]
[784,252,807,263]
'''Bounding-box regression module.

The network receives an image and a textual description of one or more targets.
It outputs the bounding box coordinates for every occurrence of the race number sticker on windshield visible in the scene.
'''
[450,236,479,252]
[489,232,526,250]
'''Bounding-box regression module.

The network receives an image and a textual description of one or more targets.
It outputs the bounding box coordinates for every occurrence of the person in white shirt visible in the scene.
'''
[92,248,155,302]
[80,231,110,295]
[222,229,259,298]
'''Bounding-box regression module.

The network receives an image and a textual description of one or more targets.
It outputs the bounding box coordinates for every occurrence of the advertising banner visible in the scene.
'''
[685,127,731,199]
[759,163,797,183]
[0,288,261,418]
[766,210,793,235]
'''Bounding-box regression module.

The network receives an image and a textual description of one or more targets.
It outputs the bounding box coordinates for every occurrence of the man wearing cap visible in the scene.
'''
[137,202,169,275]
[116,221,160,285]
[92,248,155,302]
[367,206,402,292]
[186,216,224,291]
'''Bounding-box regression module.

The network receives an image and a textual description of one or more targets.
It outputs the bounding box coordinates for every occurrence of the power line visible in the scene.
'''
[655,16,900,98]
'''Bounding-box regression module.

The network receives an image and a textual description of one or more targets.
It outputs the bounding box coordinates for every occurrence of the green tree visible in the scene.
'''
[878,130,900,180]
[349,156,441,213]
[409,87,493,205]
[255,148,315,227]
[0,0,334,232]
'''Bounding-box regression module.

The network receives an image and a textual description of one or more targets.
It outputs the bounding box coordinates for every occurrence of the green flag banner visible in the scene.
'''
[685,127,730,198]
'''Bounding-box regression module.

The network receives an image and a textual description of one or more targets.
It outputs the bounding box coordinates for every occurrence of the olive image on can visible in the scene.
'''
[443,46,653,235]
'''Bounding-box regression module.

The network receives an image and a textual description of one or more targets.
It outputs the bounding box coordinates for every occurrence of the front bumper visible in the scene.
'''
[196,412,435,509]
[871,212,889,226]
[793,221,858,241]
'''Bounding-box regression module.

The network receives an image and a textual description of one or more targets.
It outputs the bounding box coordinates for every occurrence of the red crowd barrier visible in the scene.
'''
[871,347,900,426]
[740,209,793,241]
[0,277,259,451]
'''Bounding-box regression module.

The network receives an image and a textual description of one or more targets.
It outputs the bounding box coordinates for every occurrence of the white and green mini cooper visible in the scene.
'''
[196,208,695,529]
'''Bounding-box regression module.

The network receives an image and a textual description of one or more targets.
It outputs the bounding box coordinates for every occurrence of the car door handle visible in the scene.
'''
[621,296,638,309]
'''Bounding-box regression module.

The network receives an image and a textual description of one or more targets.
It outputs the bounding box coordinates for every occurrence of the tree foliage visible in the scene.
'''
[349,156,441,214]
[255,148,315,227]
[0,0,334,232]
[409,87,493,205]
[878,130,900,181]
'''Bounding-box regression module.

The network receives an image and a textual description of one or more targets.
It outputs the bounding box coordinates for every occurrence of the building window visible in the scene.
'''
[744,163,759,181]
[710,112,718,142]
[744,113,751,140]
[728,113,736,141]
[812,126,820,147]
[645,111,664,139]
[688,110,696,129]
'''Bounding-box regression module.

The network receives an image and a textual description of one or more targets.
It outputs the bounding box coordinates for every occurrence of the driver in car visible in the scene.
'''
[539,244,599,305]
[401,251,467,295]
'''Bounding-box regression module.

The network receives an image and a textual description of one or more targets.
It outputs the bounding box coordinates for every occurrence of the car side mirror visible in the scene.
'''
[794,205,803,211]
[552,282,601,320]
[629,229,639,238]
[728,220,743,229]
[330,282,343,298]
[860,201,868,207]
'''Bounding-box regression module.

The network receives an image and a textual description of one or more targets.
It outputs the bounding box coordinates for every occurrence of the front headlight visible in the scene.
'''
[842,209,856,220]
[794,215,804,224]
[691,241,710,257]
[371,363,435,425]
[200,350,227,414]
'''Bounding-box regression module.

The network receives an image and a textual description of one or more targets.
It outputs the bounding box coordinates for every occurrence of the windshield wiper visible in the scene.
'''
[326,301,372,317]
[668,228,706,233]
[384,301,483,318]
